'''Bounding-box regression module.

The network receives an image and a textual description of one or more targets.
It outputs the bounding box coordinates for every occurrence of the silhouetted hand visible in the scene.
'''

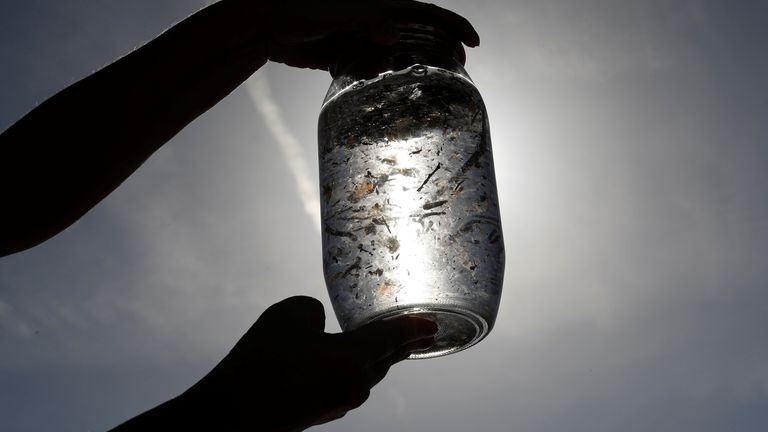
[175,296,437,431]
[219,0,480,69]
[1,0,480,256]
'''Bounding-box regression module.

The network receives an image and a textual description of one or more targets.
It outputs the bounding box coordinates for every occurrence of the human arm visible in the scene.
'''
[0,0,479,257]
[109,296,438,431]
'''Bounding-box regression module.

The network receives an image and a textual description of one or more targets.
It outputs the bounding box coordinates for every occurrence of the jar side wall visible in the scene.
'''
[317,66,504,350]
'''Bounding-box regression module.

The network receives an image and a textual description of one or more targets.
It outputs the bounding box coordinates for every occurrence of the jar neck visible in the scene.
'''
[330,24,468,81]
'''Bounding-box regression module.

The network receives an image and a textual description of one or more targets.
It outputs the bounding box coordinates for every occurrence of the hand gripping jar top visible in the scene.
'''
[318,23,504,358]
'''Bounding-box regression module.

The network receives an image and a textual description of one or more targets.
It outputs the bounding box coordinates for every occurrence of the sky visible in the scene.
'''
[1,0,767,431]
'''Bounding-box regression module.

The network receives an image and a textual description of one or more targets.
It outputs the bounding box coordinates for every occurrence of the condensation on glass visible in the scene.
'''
[318,24,504,358]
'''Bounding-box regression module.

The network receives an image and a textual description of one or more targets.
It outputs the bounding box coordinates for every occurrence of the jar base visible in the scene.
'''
[361,305,489,359]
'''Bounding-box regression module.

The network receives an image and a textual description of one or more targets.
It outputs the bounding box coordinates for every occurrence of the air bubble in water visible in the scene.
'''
[411,64,428,75]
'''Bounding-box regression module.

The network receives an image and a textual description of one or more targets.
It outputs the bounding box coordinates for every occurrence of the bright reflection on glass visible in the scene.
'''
[383,138,430,306]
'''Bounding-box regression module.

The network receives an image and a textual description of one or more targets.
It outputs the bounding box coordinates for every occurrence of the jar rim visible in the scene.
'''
[329,23,466,80]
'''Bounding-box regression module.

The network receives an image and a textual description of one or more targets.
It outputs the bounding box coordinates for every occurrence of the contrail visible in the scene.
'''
[245,75,321,232]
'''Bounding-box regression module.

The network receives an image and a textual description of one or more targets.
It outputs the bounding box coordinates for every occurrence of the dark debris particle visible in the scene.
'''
[342,257,362,278]
[423,200,448,210]
[418,211,446,222]
[386,237,400,254]
[372,217,392,233]
[488,229,501,244]
[417,162,441,192]
[325,225,358,242]
[368,268,384,277]
[358,243,374,256]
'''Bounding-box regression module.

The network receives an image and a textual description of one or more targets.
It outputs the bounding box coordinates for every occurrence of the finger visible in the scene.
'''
[383,0,480,47]
[270,1,397,45]
[366,16,401,46]
[366,336,434,387]
[269,39,334,70]
[318,372,372,413]
[254,296,326,334]
[347,315,438,365]
[339,382,372,411]
[319,1,478,47]
[311,409,348,428]
[304,376,371,428]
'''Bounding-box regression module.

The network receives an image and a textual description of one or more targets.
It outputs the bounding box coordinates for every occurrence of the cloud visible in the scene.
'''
[245,75,322,232]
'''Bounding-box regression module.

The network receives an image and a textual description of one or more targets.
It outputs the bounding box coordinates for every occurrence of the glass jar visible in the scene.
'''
[318,24,504,358]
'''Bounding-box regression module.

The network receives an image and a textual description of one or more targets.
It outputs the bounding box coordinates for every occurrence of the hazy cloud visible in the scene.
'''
[246,75,322,232]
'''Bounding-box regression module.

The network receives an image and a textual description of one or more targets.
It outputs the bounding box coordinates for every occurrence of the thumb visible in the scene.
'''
[230,296,326,357]
[256,296,327,335]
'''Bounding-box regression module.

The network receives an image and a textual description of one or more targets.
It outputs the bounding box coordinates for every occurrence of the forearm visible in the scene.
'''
[0,1,268,256]
[108,395,189,431]
[109,384,232,431]
[108,376,287,432]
